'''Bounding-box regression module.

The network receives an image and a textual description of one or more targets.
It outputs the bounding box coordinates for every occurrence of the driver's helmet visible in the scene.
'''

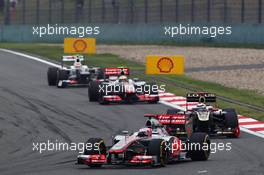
[74,57,82,69]
[197,103,206,107]
[119,75,128,82]
[109,76,118,82]
[196,103,207,110]
[137,128,152,138]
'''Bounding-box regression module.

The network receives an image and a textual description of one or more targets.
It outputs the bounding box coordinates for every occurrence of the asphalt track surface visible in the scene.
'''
[0,51,264,175]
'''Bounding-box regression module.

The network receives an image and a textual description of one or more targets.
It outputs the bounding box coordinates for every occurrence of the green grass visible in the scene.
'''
[1,43,263,121]
[0,43,142,70]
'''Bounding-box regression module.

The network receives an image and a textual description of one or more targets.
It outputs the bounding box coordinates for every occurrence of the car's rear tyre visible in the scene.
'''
[47,67,58,86]
[88,81,99,102]
[57,70,69,88]
[148,99,159,104]
[223,108,240,138]
[97,68,105,80]
[147,139,168,167]
[84,138,107,155]
[126,94,137,104]
[166,109,181,114]
[98,95,109,105]
[97,84,109,105]
[147,82,159,104]
[84,138,107,168]
[89,164,103,168]
[188,132,210,161]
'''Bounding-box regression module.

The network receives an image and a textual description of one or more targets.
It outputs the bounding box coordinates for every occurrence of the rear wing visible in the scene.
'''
[104,67,129,76]
[186,92,216,103]
[144,114,186,125]
[62,55,84,62]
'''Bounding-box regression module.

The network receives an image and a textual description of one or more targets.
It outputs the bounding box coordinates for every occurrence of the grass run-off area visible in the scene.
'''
[0,43,263,121]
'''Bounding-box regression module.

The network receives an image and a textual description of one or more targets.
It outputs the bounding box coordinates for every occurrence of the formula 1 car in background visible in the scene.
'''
[88,67,160,104]
[47,55,100,88]
[77,115,210,168]
[166,92,240,138]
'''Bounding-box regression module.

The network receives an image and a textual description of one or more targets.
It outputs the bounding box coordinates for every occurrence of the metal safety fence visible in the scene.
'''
[1,0,263,25]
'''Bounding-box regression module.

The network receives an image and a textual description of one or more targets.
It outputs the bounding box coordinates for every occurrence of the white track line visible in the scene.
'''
[0,48,60,68]
[258,131,264,135]
[239,118,258,123]
[1,48,263,139]
[240,127,264,139]
[241,124,264,129]
[159,97,184,101]
[159,101,186,111]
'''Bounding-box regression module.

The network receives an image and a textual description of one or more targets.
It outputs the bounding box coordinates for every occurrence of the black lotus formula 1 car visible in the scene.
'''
[166,92,240,138]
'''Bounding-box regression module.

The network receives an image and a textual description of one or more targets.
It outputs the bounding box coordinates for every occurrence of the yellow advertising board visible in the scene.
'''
[146,55,185,75]
[64,38,96,54]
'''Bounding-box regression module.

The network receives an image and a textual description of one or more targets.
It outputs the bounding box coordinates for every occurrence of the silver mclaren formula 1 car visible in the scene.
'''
[88,67,159,104]
[77,115,210,168]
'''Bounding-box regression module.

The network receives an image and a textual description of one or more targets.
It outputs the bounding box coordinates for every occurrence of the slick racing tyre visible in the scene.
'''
[84,138,107,168]
[98,84,109,105]
[56,70,69,88]
[147,82,159,104]
[97,68,105,80]
[98,93,109,105]
[223,108,240,138]
[84,138,107,155]
[47,67,58,86]
[88,81,99,102]
[147,139,168,167]
[188,132,210,161]
[126,94,137,104]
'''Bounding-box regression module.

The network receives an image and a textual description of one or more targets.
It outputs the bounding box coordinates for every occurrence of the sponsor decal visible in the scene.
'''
[146,55,184,75]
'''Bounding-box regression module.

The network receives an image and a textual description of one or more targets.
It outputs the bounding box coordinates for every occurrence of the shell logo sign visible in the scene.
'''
[64,38,96,54]
[157,57,174,73]
[146,55,184,75]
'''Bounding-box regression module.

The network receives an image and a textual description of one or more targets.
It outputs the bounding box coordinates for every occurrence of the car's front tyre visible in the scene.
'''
[47,67,58,86]
[147,139,168,167]
[88,81,99,102]
[188,132,210,161]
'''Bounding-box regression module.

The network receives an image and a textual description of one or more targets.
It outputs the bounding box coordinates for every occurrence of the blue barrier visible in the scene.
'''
[0,24,264,44]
